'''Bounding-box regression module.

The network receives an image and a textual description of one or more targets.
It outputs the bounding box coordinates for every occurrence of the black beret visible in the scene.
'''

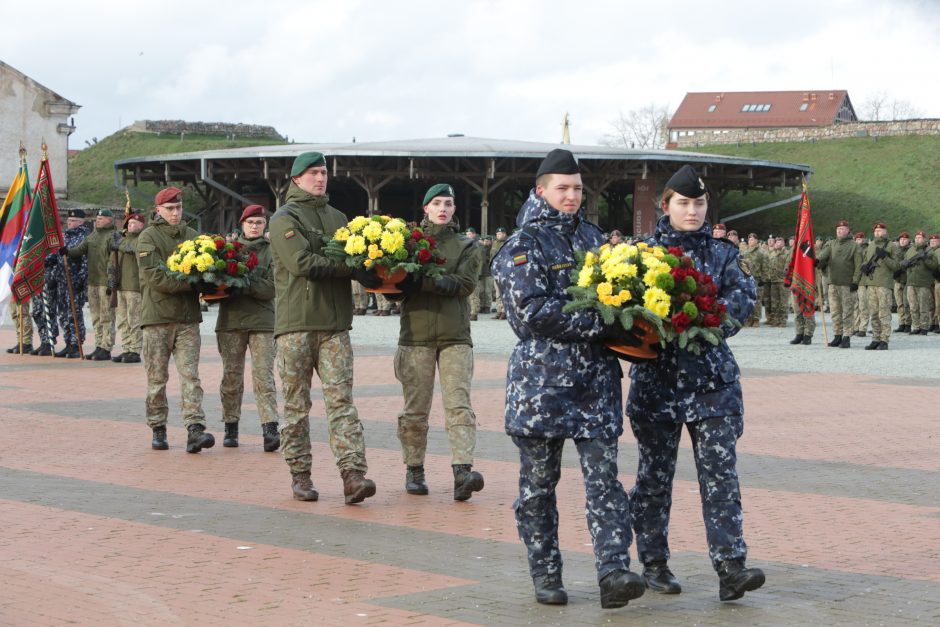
[664,165,707,198]
[67,209,86,218]
[536,149,580,178]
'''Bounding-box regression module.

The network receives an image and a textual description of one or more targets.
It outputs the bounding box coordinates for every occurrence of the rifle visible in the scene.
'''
[860,245,888,277]
[900,249,928,270]
[108,190,131,309]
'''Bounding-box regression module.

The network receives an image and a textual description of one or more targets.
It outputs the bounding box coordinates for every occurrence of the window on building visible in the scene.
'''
[741,104,771,113]
[707,104,717,112]
[799,102,809,111]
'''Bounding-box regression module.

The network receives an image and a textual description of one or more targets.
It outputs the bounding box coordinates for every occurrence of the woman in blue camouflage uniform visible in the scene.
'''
[627,165,764,602]
[493,149,646,609]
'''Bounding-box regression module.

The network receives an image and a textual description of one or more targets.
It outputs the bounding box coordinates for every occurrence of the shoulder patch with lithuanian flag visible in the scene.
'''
[512,252,528,266]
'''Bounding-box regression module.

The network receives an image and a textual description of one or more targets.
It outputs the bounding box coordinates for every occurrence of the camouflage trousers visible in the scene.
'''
[217,330,279,425]
[87,284,115,351]
[351,281,367,309]
[816,271,828,310]
[828,284,856,336]
[116,290,142,354]
[894,283,910,326]
[32,281,86,346]
[469,277,491,315]
[10,301,33,345]
[394,344,476,466]
[764,282,788,326]
[493,280,504,315]
[511,435,632,581]
[276,330,367,475]
[867,286,893,342]
[376,293,392,312]
[793,310,816,337]
[855,285,871,334]
[906,286,934,331]
[142,323,205,428]
[629,415,747,570]
[935,284,940,326]
[746,285,763,326]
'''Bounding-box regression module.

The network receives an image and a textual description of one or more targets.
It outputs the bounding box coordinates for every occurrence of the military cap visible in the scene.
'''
[747,232,759,239]
[854,231,865,239]
[664,165,707,198]
[536,148,579,178]
[154,186,183,206]
[239,204,266,222]
[482,234,493,241]
[610,229,622,237]
[915,230,926,237]
[836,219,849,227]
[465,227,477,234]
[96,208,113,217]
[931,234,940,241]
[422,183,455,205]
[873,222,887,230]
[728,229,738,237]
[899,231,910,239]
[125,212,146,224]
[495,226,506,233]
[67,209,86,219]
[290,151,326,177]
[713,223,727,230]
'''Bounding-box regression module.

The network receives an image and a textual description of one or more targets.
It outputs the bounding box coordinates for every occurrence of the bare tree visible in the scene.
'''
[600,103,670,149]
[889,98,923,120]
[861,90,888,121]
[861,90,923,121]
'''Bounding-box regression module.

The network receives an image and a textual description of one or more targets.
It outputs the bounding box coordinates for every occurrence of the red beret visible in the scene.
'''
[125,212,146,224]
[873,222,887,230]
[836,220,849,228]
[931,234,940,240]
[915,230,926,237]
[727,229,738,236]
[155,187,182,206]
[240,204,266,222]
[713,223,727,230]
[899,232,910,239]
[854,232,865,238]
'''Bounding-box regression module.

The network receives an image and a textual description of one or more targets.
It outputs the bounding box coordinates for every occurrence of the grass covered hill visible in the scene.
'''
[67,128,288,210]
[696,135,940,238]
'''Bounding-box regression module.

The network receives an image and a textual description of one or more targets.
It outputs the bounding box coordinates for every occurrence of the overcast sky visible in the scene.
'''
[3,0,938,148]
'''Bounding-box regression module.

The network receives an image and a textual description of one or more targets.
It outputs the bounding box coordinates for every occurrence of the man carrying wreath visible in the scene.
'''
[269,151,382,505]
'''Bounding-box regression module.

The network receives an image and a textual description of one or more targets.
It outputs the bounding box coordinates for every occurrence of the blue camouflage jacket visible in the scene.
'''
[45,223,90,291]
[627,215,756,423]
[492,191,623,439]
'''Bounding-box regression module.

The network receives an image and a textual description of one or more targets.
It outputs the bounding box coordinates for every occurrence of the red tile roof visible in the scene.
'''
[669,90,855,129]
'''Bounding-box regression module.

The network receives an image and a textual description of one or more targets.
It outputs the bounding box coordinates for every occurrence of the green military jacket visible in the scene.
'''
[490,238,507,264]
[817,235,862,286]
[894,243,911,285]
[742,245,769,282]
[396,221,482,348]
[478,242,492,279]
[903,243,938,288]
[859,237,900,288]
[268,184,354,336]
[216,235,275,333]
[136,217,202,327]
[766,248,789,282]
[67,223,115,286]
[116,231,141,292]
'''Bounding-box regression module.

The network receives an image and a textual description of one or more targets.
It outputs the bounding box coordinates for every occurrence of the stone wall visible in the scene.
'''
[128,120,283,140]
[671,119,940,149]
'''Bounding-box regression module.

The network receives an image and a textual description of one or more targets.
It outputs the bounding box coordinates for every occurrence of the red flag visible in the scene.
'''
[11,155,65,303]
[784,189,816,316]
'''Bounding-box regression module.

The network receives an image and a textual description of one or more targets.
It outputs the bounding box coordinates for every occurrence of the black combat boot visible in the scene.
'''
[532,573,568,605]
[453,464,484,501]
[185,424,215,453]
[717,559,765,601]
[7,343,33,354]
[291,472,319,501]
[827,335,842,347]
[65,344,81,358]
[909,328,920,335]
[877,341,888,350]
[789,334,804,345]
[643,561,682,594]
[123,352,141,363]
[92,348,111,361]
[931,324,940,333]
[53,345,70,357]
[262,422,280,452]
[151,426,169,450]
[864,340,880,350]
[599,569,646,608]
[855,330,867,337]
[341,469,376,504]
[84,347,102,360]
[920,328,930,335]
[405,465,429,495]
[801,335,812,345]
[111,352,125,362]
[33,343,53,356]
[223,422,239,447]
[839,336,851,348]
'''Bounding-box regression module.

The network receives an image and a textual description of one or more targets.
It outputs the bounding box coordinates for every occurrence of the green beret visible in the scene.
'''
[465,227,477,234]
[290,152,326,177]
[97,208,113,217]
[422,183,455,205]
[495,226,506,233]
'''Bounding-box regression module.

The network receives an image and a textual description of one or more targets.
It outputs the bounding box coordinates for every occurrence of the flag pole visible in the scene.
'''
[803,180,829,346]
[17,145,27,355]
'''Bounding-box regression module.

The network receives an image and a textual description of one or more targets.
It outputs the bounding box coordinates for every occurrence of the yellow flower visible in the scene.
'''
[636,242,648,250]
[624,263,638,277]
[576,265,594,288]
[364,258,373,268]
[599,246,612,262]
[362,221,383,242]
[618,288,632,302]
[367,243,384,260]
[596,282,613,299]
[344,235,366,255]
[348,216,370,233]
[334,227,351,241]
[583,251,596,267]
[643,287,671,318]
[386,218,407,233]
[380,230,405,254]
[195,253,214,272]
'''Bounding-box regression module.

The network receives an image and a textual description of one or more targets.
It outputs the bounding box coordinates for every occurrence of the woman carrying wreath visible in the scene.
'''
[387,183,485,501]
[627,164,764,601]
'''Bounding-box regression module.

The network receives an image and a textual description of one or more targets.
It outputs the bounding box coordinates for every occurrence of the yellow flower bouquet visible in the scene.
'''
[162,234,259,297]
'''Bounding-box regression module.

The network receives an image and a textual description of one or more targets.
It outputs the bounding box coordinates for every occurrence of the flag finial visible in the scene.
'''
[40,141,48,161]
[19,142,26,164]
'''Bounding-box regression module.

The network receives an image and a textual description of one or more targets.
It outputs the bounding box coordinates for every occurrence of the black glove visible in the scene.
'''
[850,283,858,292]
[893,270,904,280]
[352,267,383,289]
[58,246,69,256]
[933,270,940,281]
[395,272,420,297]
[106,287,112,296]
[227,286,244,298]
[44,256,56,268]
[193,280,217,294]
[812,258,819,267]
[47,278,57,291]
[874,247,887,261]
[431,276,460,296]
[307,264,335,280]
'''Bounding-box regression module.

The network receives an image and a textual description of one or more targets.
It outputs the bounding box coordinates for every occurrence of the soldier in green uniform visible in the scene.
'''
[893,232,912,333]
[7,301,33,354]
[853,232,871,337]
[816,220,861,348]
[859,222,899,350]
[814,236,828,312]
[902,230,937,335]
[742,233,768,327]
[64,208,117,360]
[386,183,485,500]
[765,237,789,327]
[268,152,382,504]
[137,187,217,452]
[929,234,940,333]
[110,212,145,363]
[491,227,508,319]
[215,205,280,452]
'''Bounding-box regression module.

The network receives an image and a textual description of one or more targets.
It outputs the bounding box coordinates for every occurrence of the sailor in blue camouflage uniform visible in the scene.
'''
[492,149,646,609]
[627,164,765,602]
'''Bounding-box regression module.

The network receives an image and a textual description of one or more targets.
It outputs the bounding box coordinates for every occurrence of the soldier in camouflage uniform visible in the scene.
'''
[215,205,280,452]
[490,227,508,319]
[893,232,912,333]
[7,300,33,354]
[859,222,900,350]
[931,234,940,333]
[742,233,767,327]
[853,232,872,336]
[110,212,145,363]
[351,280,367,315]
[386,184,484,500]
[816,220,861,348]
[64,208,117,360]
[36,210,90,357]
[628,165,763,603]
[268,152,382,505]
[492,149,645,609]
[901,230,937,335]
[468,228,491,320]
[764,237,789,327]
[814,236,828,312]
[137,187,217,453]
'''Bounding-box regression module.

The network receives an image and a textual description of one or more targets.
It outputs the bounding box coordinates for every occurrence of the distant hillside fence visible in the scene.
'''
[128,120,284,140]
[671,119,940,148]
